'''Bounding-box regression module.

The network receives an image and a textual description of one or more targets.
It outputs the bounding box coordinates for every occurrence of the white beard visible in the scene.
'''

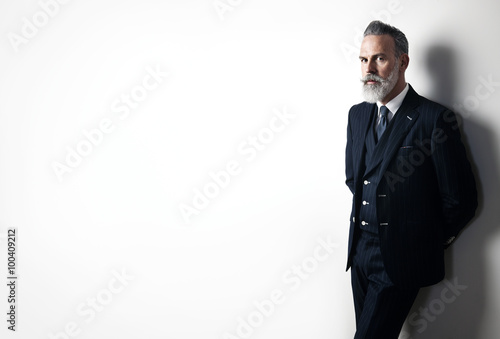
[361,62,400,103]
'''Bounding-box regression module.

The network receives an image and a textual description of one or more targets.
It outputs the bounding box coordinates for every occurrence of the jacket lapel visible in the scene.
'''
[364,85,421,177]
[353,104,377,183]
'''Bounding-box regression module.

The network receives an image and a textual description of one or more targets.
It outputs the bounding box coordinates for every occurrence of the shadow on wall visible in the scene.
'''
[400,44,500,338]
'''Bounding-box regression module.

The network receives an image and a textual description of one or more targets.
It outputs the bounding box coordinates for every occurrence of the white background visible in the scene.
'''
[1,0,499,338]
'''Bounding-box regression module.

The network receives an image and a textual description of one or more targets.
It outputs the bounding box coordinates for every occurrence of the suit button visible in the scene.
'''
[361,221,367,226]
[364,180,370,185]
[362,201,369,205]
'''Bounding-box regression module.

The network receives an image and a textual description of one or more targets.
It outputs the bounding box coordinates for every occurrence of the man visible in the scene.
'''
[345,21,477,338]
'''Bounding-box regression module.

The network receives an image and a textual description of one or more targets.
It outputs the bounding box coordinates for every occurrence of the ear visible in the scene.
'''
[399,53,410,71]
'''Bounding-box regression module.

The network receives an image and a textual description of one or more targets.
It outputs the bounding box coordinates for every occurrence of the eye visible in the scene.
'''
[377,56,384,61]
[360,58,367,63]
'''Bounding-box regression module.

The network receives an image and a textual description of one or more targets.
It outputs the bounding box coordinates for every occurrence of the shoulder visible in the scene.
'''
[347,102,375,131]
[416,95,449,115]
[408,86,452,123]
[349,101,373,112]
[348,101,374,119]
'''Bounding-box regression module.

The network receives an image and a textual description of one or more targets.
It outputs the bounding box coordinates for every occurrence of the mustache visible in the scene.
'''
[360,74,386,84]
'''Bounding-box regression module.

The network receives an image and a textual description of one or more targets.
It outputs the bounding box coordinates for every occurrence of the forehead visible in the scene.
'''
[360,34,395,56]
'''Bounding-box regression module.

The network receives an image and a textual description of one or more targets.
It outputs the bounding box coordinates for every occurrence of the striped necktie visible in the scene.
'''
[376,105,389,141]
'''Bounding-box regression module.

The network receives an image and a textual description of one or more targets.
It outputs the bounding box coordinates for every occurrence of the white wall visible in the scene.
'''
[0,0,499,338]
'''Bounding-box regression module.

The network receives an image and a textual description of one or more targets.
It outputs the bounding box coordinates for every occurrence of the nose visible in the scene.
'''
[364,60,376,75]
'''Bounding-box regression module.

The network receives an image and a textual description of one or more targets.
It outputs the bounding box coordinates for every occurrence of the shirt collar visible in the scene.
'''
[377,83,409,115]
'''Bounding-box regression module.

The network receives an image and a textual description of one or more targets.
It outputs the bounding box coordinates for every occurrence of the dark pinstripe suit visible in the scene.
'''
[345,85,477,337]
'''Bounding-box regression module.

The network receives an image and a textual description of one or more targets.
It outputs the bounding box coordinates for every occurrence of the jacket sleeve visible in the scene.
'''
[345,107,355,194]
[431,109,478,244]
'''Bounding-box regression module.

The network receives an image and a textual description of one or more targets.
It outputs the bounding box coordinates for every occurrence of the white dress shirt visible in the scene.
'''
[376,83,410,125]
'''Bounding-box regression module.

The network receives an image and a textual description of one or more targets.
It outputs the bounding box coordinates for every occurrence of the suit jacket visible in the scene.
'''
[345,85,478,288]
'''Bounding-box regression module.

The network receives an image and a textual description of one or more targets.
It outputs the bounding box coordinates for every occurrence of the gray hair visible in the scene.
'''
[363,21,409,58]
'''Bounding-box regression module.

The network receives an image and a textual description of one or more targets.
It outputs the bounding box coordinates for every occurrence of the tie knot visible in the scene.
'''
[380,106,389,118]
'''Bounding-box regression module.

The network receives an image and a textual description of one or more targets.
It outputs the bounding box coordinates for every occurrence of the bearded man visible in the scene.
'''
[345,21,477,338]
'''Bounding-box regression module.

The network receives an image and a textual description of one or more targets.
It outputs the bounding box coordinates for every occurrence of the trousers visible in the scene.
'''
[351,229,419,339]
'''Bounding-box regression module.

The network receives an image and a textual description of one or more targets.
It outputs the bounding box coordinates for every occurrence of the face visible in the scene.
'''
[359,34,404,103]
